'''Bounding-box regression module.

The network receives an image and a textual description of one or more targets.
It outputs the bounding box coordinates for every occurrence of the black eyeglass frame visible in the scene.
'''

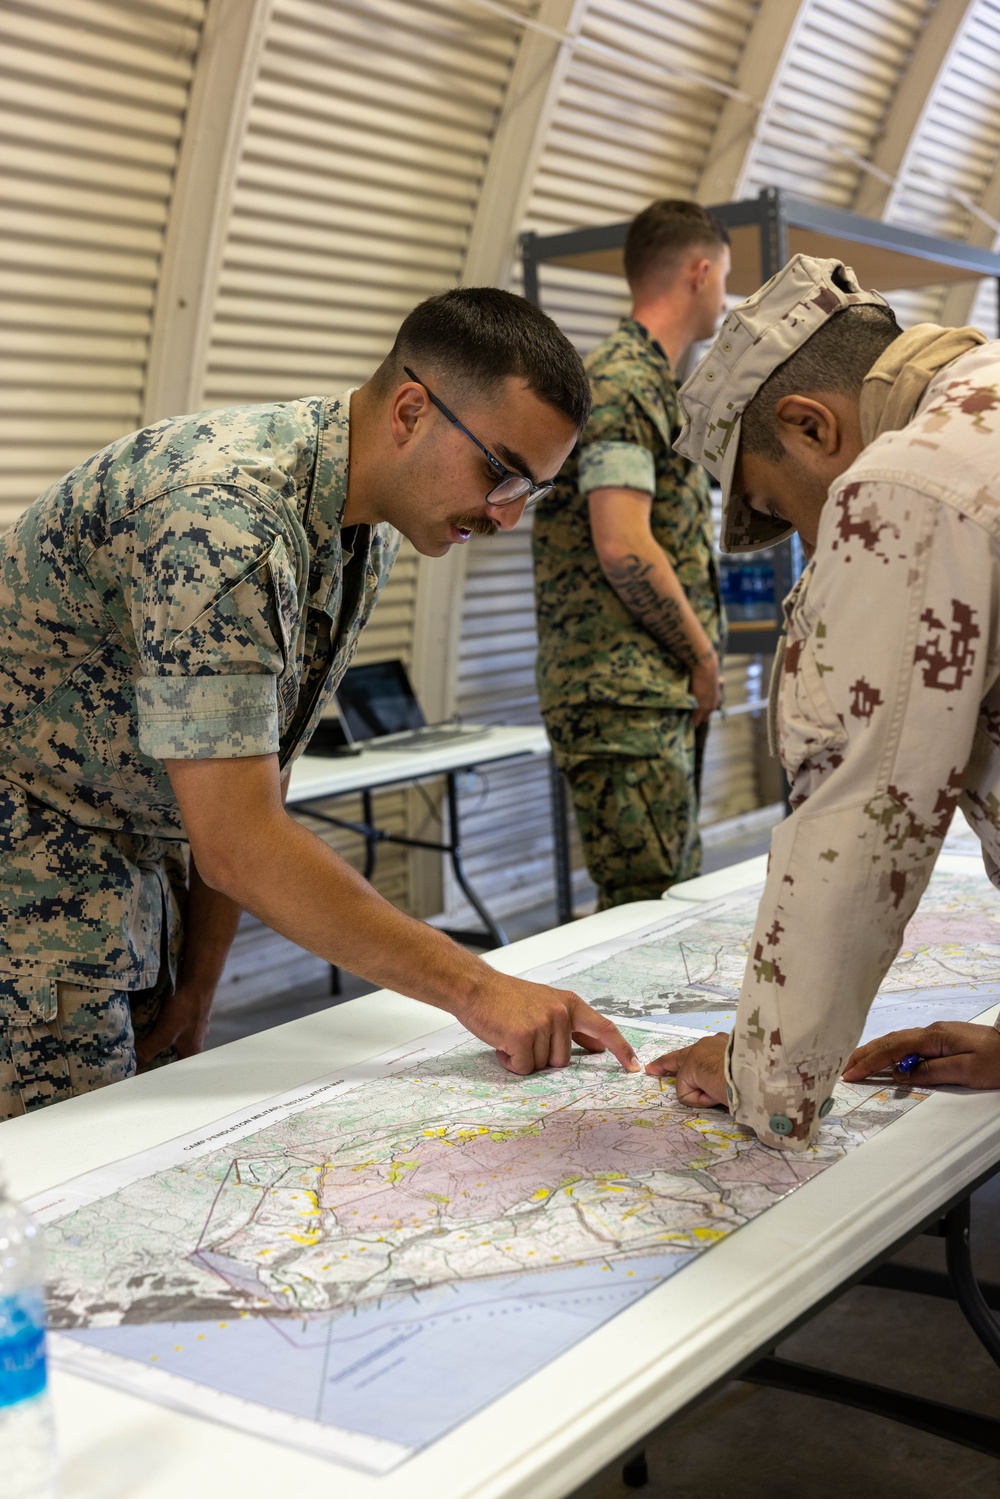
[402,366,554,509]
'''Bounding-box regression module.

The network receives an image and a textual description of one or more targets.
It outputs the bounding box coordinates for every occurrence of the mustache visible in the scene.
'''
[453,513,501,537]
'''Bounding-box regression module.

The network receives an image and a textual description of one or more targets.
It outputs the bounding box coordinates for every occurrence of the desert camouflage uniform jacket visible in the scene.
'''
[0,393,398,998]
[533,319,723,722]
[728,342,1000,1148]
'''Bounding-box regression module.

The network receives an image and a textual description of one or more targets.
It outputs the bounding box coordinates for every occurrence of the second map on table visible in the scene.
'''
[531,863,1000,1041]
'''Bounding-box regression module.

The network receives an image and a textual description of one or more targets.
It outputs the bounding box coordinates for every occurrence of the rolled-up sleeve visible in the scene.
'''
[579,441,655,495]
[577,384,662,497]
[125,485,299,760]
[136,675,279,759]
[727,480,999,1149]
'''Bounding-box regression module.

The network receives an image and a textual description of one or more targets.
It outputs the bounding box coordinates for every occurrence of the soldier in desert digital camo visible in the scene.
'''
[0,288,639,1119]
[644,255,1000,1146]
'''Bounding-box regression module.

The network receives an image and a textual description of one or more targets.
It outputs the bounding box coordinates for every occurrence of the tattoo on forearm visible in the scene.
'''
[604,553,712,668]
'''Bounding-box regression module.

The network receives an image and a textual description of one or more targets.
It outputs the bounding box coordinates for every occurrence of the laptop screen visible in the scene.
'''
[335,659,427,742]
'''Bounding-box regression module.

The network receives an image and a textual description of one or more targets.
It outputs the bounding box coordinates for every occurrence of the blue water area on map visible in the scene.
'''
[66,1252,692,1449]
[644,983,1000,1044]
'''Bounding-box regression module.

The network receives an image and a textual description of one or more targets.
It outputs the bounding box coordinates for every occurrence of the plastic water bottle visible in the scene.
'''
[0,1174,57,1498]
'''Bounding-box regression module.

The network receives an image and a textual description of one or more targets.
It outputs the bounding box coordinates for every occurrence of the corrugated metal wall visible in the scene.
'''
[0,0,204,529]
[886,0,1000,331]
[741,0,931,206]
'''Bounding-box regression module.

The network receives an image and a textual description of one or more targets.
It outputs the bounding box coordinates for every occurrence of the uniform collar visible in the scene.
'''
[306,389,361,612]
[621,317,673,372]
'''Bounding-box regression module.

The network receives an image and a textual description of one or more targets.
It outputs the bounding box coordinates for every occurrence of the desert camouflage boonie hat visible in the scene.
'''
[675,254,891,552]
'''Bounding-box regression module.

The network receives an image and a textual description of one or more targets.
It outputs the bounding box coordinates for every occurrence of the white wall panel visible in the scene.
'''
[741,0,932,207]
[884,1,1000,327]
[889,4,1000,237]
[0,0,203,526]
[738,1,1000,332]
[203,0,529,409]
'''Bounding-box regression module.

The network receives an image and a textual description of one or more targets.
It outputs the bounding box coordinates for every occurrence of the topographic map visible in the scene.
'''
[532,861,1000,1043]
[31,860,998,1470]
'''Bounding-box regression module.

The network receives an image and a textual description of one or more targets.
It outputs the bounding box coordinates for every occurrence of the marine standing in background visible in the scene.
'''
[532,201,730,908]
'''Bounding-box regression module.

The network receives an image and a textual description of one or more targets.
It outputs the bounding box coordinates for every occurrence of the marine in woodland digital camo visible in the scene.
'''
[533,201,729,908]
[0,288,639,1120]
[644,254,1000,1146]
[0,395,396,1112]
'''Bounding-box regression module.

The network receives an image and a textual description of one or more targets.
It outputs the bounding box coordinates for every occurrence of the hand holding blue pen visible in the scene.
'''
[843,1023,1000,1089]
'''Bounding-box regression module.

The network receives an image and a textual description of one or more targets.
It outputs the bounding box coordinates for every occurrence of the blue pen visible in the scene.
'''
[896,1053,923,1076]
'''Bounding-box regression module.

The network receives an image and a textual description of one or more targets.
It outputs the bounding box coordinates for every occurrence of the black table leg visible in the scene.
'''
[945,1196,1000,1366]
[744,1355,1000,1456]
[740,1185,1000,1455]
[443,772,508,947]
[361,789,378,882]
[622,1447,649,1488]
[292,781,509,951]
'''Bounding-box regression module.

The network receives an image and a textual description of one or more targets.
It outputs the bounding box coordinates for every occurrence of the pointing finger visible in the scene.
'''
[570,1001,639,1071]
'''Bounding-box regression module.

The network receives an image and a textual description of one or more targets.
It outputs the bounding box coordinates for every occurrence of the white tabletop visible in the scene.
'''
[4,860,1000,1499]
[286,725,550,802]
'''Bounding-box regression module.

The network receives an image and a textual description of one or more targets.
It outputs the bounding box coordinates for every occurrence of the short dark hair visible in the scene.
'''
[372,286,591,430]
[624,200,730,291]
[741,304,903,463]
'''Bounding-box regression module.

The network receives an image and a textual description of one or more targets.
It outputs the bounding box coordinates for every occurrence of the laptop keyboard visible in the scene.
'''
[368,726,492,751]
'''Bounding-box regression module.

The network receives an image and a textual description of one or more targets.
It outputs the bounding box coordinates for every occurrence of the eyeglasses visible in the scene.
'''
[403,366,554,509]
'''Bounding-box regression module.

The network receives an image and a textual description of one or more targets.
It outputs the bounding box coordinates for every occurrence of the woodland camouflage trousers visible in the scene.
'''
[545,705,707,910]
[0,971,173,1120]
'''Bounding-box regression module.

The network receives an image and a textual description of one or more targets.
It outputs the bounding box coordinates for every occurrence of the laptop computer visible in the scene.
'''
[327,659,492,753]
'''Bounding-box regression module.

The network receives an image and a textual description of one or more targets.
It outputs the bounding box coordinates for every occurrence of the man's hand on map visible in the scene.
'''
[843,1022,1000,1089]
[644,1032,730,1108]
[458,972,641,1076]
